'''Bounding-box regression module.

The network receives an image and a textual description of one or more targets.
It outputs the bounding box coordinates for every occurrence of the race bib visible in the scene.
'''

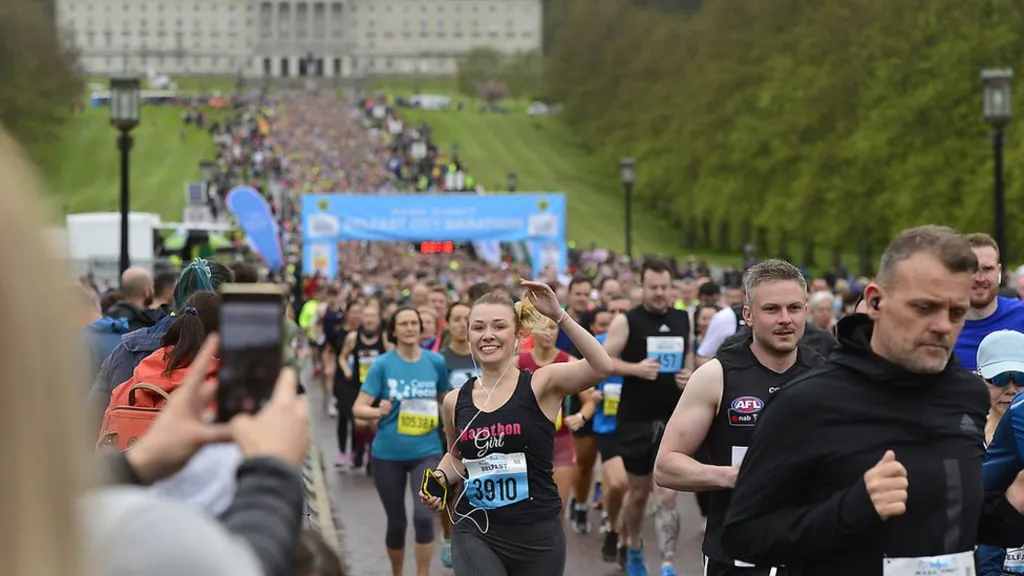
[396,399,439,436]
[1004,547,1024,574]
[883,551,974,576]
[603,383,622,417]
[463,452,530,509]
[358,352,378,382]
[647,336,684,373]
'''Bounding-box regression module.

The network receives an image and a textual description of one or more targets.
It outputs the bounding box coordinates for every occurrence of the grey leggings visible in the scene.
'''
[452,515,566,576]
[371,456,436,550]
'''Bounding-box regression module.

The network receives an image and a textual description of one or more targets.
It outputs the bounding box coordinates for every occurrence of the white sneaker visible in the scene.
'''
[327,404,338,417]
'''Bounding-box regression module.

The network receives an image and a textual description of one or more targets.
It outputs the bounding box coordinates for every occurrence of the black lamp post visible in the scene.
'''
[507,171,517,193]
[619,157,636,258]
[110,75,141,283]
[452,142,460,161]
[982,68,1014,273]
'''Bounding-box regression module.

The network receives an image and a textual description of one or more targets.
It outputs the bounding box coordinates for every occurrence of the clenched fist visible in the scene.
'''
[864,450,908,520]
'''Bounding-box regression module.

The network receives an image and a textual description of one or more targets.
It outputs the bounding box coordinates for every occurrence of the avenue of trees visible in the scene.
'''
[0,0,81,168]
[544,0,1024,270]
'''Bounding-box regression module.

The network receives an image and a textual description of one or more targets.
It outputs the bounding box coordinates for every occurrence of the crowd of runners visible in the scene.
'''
[19,86,1024,576]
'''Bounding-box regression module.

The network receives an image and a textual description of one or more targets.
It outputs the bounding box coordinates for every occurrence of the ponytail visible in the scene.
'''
[161,291,220,375]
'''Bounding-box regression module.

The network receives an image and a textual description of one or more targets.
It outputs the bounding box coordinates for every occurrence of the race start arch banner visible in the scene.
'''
[300,193,568,278]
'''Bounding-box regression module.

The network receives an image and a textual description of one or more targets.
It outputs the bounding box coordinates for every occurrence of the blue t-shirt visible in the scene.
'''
[955,297,1024,372]
[592,333,622,435]
[360,349,451,461]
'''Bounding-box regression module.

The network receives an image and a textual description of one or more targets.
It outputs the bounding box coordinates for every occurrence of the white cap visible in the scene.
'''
[977,330,1024,379]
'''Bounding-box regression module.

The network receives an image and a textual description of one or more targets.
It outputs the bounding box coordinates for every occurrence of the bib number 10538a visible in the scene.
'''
[463,452,530,510]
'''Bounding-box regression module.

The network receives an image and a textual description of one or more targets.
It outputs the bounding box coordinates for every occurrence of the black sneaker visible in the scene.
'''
[617,546,626,570]
[353,451,365,469]
[602,531,619,563]
[572,502,591,534]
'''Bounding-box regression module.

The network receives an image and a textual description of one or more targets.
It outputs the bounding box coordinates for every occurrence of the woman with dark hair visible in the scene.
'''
[353,306,451,576]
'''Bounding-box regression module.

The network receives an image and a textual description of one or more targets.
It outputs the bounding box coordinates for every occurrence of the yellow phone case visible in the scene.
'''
[422,468,448,502]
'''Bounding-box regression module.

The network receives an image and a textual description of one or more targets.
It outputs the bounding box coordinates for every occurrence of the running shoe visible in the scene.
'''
[601,531,618,563]
[572,502,591,534]
[441,540,453,568]
[617,547,627,571]
[659,563,677,576]
[626,547,647,576]
[334,452,349,469]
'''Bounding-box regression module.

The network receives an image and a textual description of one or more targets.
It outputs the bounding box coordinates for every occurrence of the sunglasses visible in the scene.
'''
[989,372,1024,387]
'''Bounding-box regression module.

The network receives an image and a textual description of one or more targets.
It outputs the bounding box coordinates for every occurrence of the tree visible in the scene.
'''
[0,0,81,169]
[476,81,510,104]
[457,47,504,98]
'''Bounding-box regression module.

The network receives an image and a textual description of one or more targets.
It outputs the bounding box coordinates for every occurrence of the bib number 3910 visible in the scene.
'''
[463,452,530,510]
[396,399,439,436]
[882,551,974,576]
[647,336,684,373]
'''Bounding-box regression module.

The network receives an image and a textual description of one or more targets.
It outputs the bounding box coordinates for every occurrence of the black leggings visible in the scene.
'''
[452,515,565,576]
[334,377,359,454]
[371,456,436,550]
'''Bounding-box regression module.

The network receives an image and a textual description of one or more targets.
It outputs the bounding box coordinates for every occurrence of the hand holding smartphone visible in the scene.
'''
[421,468,449,512]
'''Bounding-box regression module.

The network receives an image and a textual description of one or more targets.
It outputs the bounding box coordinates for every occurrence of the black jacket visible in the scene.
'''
[721,314,1024,576]
[105,301,165,333]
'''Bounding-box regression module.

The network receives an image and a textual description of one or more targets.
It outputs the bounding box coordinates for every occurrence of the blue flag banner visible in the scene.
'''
[227,185,284,271]
[301,193,567,277]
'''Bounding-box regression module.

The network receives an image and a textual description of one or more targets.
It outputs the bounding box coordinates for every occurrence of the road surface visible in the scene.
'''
[308,386,708,575]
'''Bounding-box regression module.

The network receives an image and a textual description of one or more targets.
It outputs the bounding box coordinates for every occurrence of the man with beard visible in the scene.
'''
[720,225,1024,576]
[653,259,825,576]
[954,233,1024,372]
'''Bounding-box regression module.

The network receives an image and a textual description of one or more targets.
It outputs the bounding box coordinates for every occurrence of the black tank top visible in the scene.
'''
[619,305,691,422]
[702,338,824,564]
[453,370,562,525]
[353,331,386,387]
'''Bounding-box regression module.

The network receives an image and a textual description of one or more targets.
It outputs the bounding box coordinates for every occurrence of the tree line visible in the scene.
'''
[0,0,80,169]
[543,0,1024,271]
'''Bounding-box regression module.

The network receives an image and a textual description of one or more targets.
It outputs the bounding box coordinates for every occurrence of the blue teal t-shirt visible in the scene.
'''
[361,349,451,461]
[592,333,622,435]
[955,297,1024,371]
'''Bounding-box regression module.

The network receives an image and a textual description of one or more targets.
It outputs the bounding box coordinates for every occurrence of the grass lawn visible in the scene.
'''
[372,79,693,259]
[46,105,220,222]
[45,76,242,223]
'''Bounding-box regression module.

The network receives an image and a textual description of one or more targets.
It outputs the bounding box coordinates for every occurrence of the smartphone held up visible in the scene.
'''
[217,283,287,422]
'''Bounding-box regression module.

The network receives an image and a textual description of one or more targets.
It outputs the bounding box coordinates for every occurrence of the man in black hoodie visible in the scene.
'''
[721,225,1024,576]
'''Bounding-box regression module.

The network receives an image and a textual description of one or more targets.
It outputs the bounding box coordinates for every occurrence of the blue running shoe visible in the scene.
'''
[660,563,678,576]
[441,540,453,568]
[626,547,648,576]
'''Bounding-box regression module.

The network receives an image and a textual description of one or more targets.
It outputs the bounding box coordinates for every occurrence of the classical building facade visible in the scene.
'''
[56,0,542,79]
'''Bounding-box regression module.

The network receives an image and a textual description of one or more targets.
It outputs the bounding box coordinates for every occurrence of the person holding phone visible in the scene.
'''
[419,281,613,576]
[353,307,451,576]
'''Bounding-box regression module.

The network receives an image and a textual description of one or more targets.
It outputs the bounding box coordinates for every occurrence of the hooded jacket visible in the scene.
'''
[80,317,130,386]
[106,301,165,333]
[86,314,175,434]
[721,314,1024,575]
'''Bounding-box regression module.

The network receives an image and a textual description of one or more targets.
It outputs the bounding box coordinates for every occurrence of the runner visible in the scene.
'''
[518,315,595,520]
[590,293,634,568]
[603,258,693,576]
[653,259,825,576]
[420,282,613,576]
[331,300,363,467]
[352,306,450,576]
[438,300,480,568]
[337,303,390,471]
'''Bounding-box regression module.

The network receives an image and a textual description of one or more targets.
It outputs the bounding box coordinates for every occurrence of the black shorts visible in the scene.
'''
[703,557,783,576]
[617,419,668,477]
[595,432,621,462]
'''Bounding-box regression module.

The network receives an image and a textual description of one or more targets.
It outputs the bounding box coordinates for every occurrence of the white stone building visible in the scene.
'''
[56,0,543,78]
